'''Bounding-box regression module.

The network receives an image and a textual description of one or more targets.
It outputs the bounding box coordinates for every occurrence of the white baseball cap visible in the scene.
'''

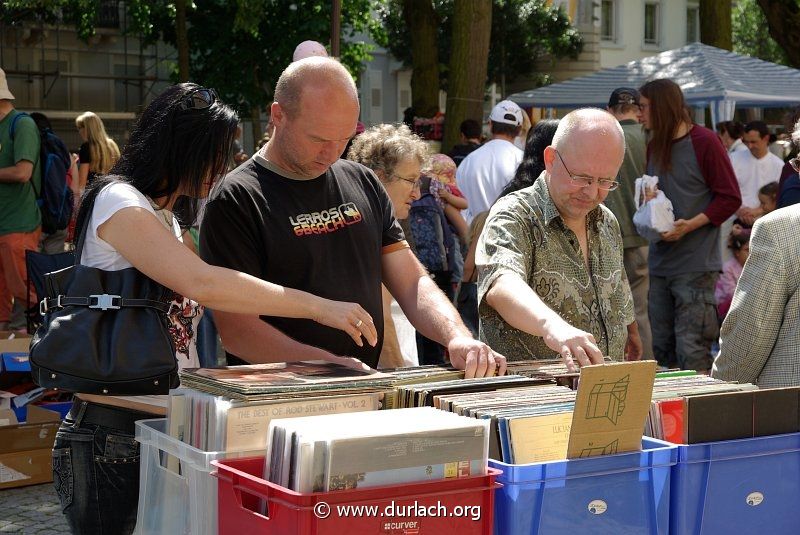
[292,41,329,62]
[0,68,15,100]
[489,100,523,126]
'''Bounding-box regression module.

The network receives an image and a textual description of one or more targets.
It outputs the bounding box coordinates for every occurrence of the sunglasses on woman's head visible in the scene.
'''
[177,88,218,111]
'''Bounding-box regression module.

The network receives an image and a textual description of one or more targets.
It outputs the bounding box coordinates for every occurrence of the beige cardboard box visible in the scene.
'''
[0,331,32,354]
[0,405,61,490]
[567,361,657,459]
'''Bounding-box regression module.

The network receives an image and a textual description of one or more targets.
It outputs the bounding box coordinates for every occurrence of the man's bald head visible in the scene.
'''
[274,57,359,119]
[542,108,627,225]
[551,108,626,163]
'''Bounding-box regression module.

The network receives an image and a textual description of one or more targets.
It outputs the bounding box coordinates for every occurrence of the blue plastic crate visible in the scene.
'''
[671,432,800,535]
[489,438,676,535]
[1,352,30,372]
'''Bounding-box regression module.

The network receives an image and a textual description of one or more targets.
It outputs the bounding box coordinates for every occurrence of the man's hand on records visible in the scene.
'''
[542,319,604,373]
[312,299,378,348]
[447,336,507,378]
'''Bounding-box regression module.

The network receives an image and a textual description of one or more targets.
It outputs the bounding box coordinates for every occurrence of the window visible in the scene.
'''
[644,2,660,46]
[686,6,700,43]
[601,1,616,42]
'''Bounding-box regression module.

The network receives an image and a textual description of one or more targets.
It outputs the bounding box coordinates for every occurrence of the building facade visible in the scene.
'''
[0,0,174,151]
[598,0,700,68]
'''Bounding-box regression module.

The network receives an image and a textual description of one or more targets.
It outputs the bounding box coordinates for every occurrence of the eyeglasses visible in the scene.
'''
[790,157,800,173]
[177,87,218,112]
[554,150,619,191]
[392,174,422,189]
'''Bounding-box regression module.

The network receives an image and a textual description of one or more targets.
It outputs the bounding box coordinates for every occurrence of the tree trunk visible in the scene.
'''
[442,0,492,154]
[403,0,440,118]
[175,0,190,81]
[756,0,800,68]
[699,0,732,50]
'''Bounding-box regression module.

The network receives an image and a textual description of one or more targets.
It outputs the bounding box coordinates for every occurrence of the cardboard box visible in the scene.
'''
[0,331,32,354]
[0,405,61,490]
[0,448,52,490]
[567,361,657,459]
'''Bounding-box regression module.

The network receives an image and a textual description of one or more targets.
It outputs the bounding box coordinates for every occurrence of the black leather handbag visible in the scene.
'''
[29,190,179,395]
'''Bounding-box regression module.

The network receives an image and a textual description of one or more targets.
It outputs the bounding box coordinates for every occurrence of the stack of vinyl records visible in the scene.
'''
[506,359,583,388]
[431,383,577,463]
[394,374,555,408]
[265,407,489,493]
[172,361,395,452]
[506,357,620,389]
[179,361,395,398]
[377,365,464,409]
[646,375,767,444]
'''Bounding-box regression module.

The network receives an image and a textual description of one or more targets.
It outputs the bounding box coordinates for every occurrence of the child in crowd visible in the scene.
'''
[715,234,750,320]
[422,154,470,294]
[758,181,778,216]
[731,182,778,241]
[423,153,469,242]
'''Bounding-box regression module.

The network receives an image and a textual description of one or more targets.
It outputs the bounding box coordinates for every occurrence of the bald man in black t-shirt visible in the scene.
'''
[201,57,505,377]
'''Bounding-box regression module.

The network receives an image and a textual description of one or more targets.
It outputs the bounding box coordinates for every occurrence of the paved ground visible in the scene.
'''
[0,483,70,534]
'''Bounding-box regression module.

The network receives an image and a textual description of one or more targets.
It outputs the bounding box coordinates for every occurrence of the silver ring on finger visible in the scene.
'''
[355,319,363,328]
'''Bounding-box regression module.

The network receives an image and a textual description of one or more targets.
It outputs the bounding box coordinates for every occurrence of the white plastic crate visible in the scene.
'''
[133,418,261,535]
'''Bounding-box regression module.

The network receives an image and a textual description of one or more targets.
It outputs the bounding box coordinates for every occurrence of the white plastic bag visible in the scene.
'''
[633,175,675,242]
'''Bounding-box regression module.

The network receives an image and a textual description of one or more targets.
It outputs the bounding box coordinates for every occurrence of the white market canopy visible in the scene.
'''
[508,42,800,125]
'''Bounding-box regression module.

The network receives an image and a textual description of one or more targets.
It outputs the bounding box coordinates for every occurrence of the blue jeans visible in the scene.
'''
[649,271,719,371]
[52,401,153,535]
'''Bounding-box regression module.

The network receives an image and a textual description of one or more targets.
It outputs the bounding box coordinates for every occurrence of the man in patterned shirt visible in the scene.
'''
[477,108,642,371]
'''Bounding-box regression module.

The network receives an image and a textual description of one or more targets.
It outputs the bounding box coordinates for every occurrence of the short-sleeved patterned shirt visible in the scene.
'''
[477,172,634,361]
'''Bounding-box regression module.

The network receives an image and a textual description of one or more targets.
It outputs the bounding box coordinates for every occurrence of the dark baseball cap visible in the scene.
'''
[608,87,640,107]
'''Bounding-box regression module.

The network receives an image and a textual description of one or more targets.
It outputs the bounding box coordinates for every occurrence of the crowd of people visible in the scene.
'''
[2,39,800,534]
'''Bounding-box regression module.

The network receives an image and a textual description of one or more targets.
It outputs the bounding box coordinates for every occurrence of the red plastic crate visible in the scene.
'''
[212,456,500,535]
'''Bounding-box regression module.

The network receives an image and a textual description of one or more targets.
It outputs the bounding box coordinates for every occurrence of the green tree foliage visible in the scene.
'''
[1,0,381,116]
[0,0,173,44]
[182,0,379,116]
[732,0,788,65]
[376,0,582,92]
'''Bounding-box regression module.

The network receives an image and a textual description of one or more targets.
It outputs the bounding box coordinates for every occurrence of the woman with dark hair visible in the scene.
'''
[52,83,377,535]
[499,119,560,198]
[636,78,740,373]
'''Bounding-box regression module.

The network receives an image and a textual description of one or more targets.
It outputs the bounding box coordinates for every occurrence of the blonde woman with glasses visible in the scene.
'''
[75,111,121,192]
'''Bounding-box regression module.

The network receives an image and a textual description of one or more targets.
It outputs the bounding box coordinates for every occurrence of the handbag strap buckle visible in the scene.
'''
[88,294,122,311]
[39,295,64,315]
